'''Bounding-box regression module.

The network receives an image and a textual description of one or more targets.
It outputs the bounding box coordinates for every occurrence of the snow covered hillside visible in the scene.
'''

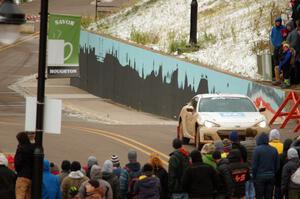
[89,0,289,79]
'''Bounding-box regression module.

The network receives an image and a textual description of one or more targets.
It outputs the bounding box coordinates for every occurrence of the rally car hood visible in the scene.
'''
[198,112,266,128]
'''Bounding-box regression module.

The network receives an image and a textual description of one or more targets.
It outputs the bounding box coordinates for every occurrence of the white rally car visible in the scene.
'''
[178,94,270,149]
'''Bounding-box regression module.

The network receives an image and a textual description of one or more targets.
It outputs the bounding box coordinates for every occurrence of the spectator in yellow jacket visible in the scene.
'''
[269,129,283,154]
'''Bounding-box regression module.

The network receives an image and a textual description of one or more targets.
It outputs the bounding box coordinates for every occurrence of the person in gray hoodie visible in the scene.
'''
[281,148,300,199]
[86,156,98,179]
[78,165,113,199]
[102,160,120,199]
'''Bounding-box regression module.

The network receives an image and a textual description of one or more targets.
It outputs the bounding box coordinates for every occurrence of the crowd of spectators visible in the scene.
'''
[1,129,300,199]
[271,0,300,88]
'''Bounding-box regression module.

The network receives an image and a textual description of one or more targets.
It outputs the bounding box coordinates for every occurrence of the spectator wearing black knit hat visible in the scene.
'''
[133,163,160,199]
[59,160,71,185]
[229,131,247,163]
[61,161,89,199]
[168,138,190,199]
[182,149,220,198]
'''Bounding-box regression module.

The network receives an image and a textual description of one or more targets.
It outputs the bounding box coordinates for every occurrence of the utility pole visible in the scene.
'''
[31,0,48,198]
[189,0,198,45]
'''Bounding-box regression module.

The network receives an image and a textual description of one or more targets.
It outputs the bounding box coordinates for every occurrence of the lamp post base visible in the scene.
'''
[31,146,44,199]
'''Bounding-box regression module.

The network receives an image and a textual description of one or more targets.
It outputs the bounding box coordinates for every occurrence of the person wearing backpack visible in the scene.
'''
[61,161,89,199]
[212,150,234,199]
[102,160,120,199]
[124,150,141,199]
[182,149,220,199]
[111,155,129,199]
[281,148,300,199]
[168,138,190,199]
[227,149,250,198]
[133,163,160,199]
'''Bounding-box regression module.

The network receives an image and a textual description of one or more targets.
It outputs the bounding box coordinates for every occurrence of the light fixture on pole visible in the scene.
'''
[0,0,25,45]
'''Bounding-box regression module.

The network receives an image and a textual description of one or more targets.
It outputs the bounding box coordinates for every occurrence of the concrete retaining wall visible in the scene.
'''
[71,31,285,120]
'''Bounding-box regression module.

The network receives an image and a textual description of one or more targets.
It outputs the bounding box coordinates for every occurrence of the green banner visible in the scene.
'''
[48,14,81,78]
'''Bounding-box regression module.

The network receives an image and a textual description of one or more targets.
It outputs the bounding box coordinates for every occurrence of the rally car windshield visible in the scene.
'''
[198,97,257,112]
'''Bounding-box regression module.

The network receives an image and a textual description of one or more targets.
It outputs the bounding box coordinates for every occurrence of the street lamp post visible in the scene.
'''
[189,0,198,45]
[31,0,48,198]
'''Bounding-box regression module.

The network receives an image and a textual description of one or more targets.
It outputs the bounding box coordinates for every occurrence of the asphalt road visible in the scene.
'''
[0,0,178,168]
[0,32,177,167]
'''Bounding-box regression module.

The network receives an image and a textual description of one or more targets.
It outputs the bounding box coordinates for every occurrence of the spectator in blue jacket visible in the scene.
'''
[252,133,279,199]
[271,17,285,82]
[279,43,293,88]
[42,159,61,199]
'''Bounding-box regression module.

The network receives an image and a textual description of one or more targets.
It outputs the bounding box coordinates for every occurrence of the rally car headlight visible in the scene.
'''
[204,120,220,128]
[256,120,267,128]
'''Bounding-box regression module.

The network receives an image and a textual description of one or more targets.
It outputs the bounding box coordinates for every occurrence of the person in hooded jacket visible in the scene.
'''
[182,149,219,199]
[61,161,89,199]
[281,148,300,199]
[14,131,34,199]
[275,139,293,199]
[133,163,160,199]
[0,154,16,199]
[212,150,234,199]
[42,159,61,199]
[149,153,169,199]
[252,133,279,199]
[85,156,98,179]
[228,149,250,198]
[124,149,141,199]
[269,129,283,155]
[168,138,190,199]
[78,165,113,199]
[271,16,286,82]
[278,43,293,88]
[102,160,120,199]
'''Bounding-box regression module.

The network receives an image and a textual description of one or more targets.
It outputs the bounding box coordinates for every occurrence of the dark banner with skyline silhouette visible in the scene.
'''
[71,31,285,119]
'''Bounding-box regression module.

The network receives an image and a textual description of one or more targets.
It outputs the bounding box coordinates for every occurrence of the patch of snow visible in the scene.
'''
[90,0,289,80]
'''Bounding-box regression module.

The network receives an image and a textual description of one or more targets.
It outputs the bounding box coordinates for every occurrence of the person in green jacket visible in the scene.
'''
[201,143,217,168]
